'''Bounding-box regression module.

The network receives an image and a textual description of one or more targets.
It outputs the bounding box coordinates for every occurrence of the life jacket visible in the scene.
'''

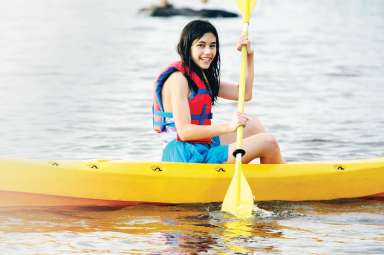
[153,61,213,144]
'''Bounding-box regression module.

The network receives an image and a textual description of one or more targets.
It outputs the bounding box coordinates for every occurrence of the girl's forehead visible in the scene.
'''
[195,32,217,42]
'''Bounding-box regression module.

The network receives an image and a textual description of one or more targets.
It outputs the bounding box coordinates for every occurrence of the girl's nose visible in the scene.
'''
[203,46,213,55]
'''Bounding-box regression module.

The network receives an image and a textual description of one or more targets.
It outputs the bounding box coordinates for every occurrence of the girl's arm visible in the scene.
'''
[218,36,254,101]
[167,72,247,141]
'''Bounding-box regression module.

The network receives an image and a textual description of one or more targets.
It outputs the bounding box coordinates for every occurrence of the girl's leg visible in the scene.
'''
[220,116,266,144]
[219,117,284,164]
[226,133,284,164]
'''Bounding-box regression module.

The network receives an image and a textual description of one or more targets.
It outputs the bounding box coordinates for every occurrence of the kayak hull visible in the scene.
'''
[0,158,383,207]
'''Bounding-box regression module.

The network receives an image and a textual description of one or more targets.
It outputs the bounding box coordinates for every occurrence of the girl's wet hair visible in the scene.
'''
[177,20,220,104]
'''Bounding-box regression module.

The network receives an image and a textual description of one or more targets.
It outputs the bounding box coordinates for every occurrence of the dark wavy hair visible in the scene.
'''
[177,20,220,104]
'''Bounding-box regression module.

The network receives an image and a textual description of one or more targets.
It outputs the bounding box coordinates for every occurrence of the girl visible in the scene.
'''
[153,20,284,164]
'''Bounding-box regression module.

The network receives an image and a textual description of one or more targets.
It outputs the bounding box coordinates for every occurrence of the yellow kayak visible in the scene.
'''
[0,158,383,207]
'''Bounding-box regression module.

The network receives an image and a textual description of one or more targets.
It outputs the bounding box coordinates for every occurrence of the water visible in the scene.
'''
[0,0,383,254]
[0,201,383,254]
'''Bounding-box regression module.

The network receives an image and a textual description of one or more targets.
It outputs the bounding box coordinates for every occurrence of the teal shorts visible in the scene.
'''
[162,136,229,164]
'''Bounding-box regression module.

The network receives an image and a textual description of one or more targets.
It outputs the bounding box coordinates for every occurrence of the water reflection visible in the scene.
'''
[0,205,284,253]
[0,200,383,254]
[221,219,280,254]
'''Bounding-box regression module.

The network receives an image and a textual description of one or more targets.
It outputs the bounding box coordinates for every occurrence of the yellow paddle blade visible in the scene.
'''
[221,159,254,218]
[236,0,257,22]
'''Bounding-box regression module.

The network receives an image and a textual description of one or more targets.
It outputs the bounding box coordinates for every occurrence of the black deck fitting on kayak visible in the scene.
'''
[49,161,59,167]
[216,167,226,172]
[152,166,163,172]
[232,148,246,157]
[90,164,99,169]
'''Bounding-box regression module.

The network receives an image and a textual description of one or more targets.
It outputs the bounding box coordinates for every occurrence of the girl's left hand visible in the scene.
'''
[236,35,254,55]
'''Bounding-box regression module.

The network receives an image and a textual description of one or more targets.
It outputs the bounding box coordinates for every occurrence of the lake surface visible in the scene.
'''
[0,0,383,254]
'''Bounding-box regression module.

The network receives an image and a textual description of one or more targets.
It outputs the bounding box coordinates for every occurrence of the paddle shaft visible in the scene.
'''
[234,24,249,205]
[235,25,249,151]
[235,0,252,154]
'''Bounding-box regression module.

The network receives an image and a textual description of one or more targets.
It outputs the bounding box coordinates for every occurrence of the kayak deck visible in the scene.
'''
[0,158,383,207]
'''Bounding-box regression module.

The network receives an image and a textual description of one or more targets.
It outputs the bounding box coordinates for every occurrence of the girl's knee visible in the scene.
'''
[259,133,280,152]
[246,117,266,136]
[242,133,280,163]
[258,133,284,163]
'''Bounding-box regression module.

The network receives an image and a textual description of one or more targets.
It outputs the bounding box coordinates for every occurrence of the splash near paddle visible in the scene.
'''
[221,0,257,218]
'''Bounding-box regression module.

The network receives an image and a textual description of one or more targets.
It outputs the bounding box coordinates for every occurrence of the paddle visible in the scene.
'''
[221,0,257,218]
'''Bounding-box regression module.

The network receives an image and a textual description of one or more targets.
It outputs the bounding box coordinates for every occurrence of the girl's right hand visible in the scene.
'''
[236,35,254,55]
[228,112,250,132]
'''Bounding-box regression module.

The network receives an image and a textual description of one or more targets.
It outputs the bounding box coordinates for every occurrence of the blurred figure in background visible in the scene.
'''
[140,0,238,18]
[160,0,209,7]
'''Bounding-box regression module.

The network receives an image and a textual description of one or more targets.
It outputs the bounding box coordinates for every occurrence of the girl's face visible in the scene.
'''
[190,32,217,70]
